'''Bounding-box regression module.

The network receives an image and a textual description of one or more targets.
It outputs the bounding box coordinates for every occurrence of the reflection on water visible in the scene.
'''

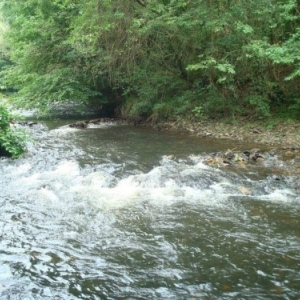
[0,122,300,299]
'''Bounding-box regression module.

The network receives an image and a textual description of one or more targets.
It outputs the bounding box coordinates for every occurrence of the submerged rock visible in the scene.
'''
[68,118,128,129]
[16,121,38,127]
[203,148,266,167]
[69,121,88,129]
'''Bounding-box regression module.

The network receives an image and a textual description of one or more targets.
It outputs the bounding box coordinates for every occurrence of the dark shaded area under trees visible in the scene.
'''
[0,0,300,121]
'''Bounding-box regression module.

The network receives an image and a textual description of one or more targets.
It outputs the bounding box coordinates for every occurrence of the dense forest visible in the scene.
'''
[0,0,300,121]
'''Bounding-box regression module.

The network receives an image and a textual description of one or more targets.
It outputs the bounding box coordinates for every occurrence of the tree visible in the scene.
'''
[1,0,99,111]
[1,0,300,120]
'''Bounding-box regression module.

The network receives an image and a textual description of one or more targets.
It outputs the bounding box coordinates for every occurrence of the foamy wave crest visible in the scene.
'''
[1,156,299,211]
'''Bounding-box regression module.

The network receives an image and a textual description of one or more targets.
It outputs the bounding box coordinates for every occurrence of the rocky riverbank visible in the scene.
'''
[18,118,300,174]
[140,118,300,173]
[66,117,300,150]
[143,118,300,149]
[65,117,300,167]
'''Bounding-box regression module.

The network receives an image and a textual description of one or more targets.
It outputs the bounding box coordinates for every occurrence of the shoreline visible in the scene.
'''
[6,98,300,149]
[18,117,300,172]
[64,118,300,172]
[140,118,300,149]
[65,116,300,149]
[141,118,300,171]
[65,117,300,165]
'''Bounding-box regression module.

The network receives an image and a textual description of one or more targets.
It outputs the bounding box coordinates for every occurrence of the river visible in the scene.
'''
[0,120,300,299]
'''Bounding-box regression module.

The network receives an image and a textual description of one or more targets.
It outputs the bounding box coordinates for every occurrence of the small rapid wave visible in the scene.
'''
[1,152,299,215]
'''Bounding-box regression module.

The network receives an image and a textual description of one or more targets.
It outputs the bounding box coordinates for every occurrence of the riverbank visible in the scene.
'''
[4,96,299,149]
[66,116,300,149]
[65,117,300,167]
[141,117,300,149]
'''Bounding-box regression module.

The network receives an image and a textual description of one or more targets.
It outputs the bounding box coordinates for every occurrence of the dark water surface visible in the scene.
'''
[0,121,300,299]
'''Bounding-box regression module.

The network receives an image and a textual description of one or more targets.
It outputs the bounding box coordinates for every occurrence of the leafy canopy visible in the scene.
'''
[0,0,300,119]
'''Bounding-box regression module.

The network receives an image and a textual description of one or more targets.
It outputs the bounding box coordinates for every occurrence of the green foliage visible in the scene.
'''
[0,105,26,157]
[0,0,102,110]
[0,0,300,120]
[264,120,278,130]
[129,100,152,119]
[192,106,203,119]
[245,95,270,117]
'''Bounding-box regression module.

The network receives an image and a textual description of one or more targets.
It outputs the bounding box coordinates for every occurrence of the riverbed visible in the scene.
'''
[1,121,300,299]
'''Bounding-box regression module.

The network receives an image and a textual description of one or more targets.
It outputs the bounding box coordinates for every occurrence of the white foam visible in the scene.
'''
[12,163,32,175]
[2,154,298,212]
[50,126,81,135]
[87,123,115,129]
[257,189,296,202]
[0,265,12,280]
[38,188,60,203]
[41,161,80,179]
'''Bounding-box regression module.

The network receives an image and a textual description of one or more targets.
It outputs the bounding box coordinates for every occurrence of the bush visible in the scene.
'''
[0,105,26,157]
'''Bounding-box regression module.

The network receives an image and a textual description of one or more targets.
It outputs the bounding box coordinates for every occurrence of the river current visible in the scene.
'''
[0,121,300,299]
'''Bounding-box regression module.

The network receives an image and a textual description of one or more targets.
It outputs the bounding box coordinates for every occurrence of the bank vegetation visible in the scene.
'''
[0,0,299,124]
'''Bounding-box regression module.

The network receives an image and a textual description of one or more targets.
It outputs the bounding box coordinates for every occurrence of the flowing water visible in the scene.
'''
[0,121,300,299]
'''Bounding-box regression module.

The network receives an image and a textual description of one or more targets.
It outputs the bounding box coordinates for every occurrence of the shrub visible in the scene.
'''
[0,105,26,157]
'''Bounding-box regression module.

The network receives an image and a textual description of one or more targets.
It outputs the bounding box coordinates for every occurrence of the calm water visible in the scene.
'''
[0,121,300,299]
